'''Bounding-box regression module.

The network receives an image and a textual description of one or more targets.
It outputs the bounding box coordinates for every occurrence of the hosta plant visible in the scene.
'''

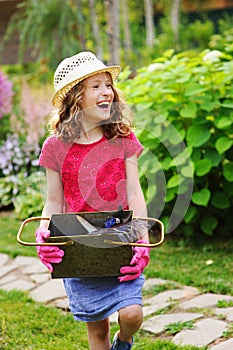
[117,48,233,239]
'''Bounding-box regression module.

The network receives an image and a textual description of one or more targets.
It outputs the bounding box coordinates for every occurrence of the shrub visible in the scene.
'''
[0,134,43,218]
[117,48,233,239]
[0,171,45,219]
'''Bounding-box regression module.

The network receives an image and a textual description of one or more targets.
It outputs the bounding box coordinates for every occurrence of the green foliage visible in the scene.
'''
[157,16,215,56]
[1,0,85,69]
[0,289,89,349]
[223,323,233,339]
[117,48,233,238]
[165,320,194,335]
[0,287,204,350]
[217,300,233,308]
[3,0,233,71]
[0,171,46,219]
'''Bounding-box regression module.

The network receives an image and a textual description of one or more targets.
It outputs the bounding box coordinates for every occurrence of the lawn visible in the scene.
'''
[1,210,232,349]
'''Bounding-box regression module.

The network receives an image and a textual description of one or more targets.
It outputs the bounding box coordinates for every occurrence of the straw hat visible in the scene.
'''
[52,51,121,107]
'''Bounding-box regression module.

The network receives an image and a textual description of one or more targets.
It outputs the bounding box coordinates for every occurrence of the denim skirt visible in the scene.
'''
[63,274,145,322]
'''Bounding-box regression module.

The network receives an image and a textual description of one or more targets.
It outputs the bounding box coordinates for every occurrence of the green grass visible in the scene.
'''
[0,289,205,350]
[147,236,233,296]
[1,210,232,349]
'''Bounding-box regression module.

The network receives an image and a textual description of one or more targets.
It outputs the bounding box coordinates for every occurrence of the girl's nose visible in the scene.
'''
[101,85,111,95]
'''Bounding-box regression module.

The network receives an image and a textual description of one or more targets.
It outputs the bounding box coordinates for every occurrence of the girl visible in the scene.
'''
[36,51,150,350]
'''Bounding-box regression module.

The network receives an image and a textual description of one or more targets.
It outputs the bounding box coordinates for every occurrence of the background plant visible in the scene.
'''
[0,76,50,217]
[117,47,233,239]
[2,0,233,70]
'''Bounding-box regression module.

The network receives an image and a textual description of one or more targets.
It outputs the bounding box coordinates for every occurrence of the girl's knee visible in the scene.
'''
[119,305,143,327]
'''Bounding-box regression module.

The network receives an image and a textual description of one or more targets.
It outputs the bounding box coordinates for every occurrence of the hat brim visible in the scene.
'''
[52,65,121,108]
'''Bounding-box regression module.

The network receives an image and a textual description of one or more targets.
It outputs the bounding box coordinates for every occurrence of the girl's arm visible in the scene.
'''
[125,155,149,242]
[40,167,64,228]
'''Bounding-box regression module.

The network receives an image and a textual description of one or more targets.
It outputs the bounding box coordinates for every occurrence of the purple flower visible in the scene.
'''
[0,134,40,177]
[0,71,13,119]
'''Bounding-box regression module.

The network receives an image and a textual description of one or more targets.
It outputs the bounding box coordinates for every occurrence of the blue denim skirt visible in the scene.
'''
[63,274,145,322]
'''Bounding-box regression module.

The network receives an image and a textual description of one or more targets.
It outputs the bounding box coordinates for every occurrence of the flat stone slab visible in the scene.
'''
[143,289,189,317]
[0,253,9,266]
[54,298,69,310]
[173,318,227,347]
[142,312,203,334]
[214,307,233,322]
[145,289,188,305]
[211,338,233,350]
[143,300,171,317]
[180,293,233,310]
[30,279,66,303]
[23,262,49,275]
[182,286,200,298]
[1,279,36,292]
[143,278,170,290]
[29,273,50,284]
[13,256,40,267]
[0,264,18,278]
[110,312,118,323]
[0,274,17,286]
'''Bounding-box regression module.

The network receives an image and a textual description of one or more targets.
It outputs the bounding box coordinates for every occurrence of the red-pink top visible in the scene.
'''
[39,132,143,213]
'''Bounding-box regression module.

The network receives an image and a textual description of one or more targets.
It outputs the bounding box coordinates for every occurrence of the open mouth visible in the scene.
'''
[97,101,110,109]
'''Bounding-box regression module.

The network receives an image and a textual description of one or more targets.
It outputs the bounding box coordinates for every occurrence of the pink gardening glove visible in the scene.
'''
[35,227,64,272]
[118,240,151,282]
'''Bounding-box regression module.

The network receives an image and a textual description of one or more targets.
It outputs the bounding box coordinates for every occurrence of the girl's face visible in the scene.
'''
[80,72,114,124]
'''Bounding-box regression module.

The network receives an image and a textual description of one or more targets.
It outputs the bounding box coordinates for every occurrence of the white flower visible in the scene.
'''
[148,63,165,72]
[203,50,222,63]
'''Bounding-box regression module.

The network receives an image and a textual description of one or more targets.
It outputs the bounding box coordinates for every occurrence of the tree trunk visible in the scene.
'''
[171,0,180,49]
[121,0,132,64]
[105,0,120,64]
[89,0,103,59]
[77,0,86,49]
[144,0,155,48]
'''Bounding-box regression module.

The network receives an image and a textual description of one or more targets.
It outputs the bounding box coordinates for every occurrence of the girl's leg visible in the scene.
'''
[86,318,111,350]
[118,304,143,343]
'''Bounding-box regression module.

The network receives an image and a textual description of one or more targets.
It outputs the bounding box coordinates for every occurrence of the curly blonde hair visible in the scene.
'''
[48,73,132,143]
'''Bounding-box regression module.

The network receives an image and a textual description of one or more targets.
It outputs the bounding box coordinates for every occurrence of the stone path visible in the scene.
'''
[1,253,233,349]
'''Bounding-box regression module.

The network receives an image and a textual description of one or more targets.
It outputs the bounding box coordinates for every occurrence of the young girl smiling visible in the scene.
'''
[36,51,151,350]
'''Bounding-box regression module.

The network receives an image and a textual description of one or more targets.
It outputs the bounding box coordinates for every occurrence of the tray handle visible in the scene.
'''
[17,216,164,247]
[17,217,73,246]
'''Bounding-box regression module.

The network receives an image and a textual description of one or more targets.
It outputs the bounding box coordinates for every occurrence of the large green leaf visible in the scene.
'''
[184,83,207,96]
[201,214,218,234]
[214,116,233,130]
[180,102,197,118]
[184,205,197,223]
[197,96,220,112]
[221,100,233,108]
[167,174,179,189]
[223,162,233,182]
[180,165,194,178]
[211,191,230,209]
[173,149,190,166]
[215,137,233,154]
[186,125,211,147]
[195,158,212,176]
[205,149,223,167]
[165,188,176,202]
[192,188,211,206]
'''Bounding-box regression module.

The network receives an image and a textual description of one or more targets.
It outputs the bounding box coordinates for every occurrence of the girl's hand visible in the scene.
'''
[118,240,151,282]
[35,227,64,272]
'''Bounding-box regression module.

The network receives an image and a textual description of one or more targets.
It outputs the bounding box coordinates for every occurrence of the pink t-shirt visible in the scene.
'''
[39,132,143,213]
